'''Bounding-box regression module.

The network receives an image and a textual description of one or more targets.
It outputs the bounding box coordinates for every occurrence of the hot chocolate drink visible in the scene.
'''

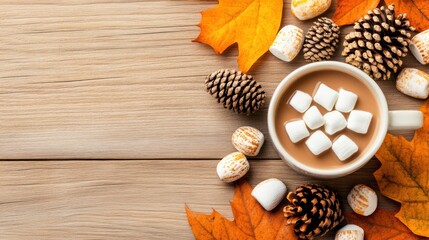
[274,70,381,170]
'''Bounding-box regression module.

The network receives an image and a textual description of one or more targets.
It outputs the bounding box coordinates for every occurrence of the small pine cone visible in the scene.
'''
[205,69,266,115]
[303,18,340,62]
[283,184,344,240]
[342,4,415,80]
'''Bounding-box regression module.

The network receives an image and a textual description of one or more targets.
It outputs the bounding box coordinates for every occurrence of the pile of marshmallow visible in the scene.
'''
[285,83,373,160]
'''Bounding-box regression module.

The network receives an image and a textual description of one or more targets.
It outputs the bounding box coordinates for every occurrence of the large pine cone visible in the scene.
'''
[284,184,344,240]
[342,4,415,80]
[205,69,265,115]
[303,17,340,62]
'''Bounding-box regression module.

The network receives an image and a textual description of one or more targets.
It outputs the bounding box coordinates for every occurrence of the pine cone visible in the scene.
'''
[342,4,415,81]
[205,69,265,115]
[283,184,344,240]
[303,18,340,62]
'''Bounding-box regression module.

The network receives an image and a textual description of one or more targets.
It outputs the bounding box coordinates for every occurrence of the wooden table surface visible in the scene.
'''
[0,1,426,239]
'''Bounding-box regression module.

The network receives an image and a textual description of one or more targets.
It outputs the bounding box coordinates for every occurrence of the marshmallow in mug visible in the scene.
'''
[396,68,429,99]
[303,106,325,130]
[323,111,347,135]
[305,130,332,155]
[313,83,339,111]
[270,25,304,62]
[332,135,359,161]
[285,119,310,143]
[410,29,429,65]
[289,90,312,113]
[347,110,373,134]
[335,89,358,112]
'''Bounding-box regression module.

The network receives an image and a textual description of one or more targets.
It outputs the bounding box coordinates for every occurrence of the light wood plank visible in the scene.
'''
[0,159,397,239]
[0,1,425,159]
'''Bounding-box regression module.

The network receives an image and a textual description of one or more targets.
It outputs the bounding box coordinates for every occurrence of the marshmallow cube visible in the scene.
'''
[313,83,339,111]
[289,90,312,113]
[332,135,359,161]
[303,106,325,130]
[335,89,358,112]
[323,111,347,135]
[285,120,310,143]
[305,130,332,155]
[347,110,373,134]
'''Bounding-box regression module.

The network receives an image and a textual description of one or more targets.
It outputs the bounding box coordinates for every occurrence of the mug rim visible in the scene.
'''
[267,61,389,178]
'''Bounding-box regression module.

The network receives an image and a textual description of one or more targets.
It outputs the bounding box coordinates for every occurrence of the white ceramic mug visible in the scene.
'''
[268,61,423,179]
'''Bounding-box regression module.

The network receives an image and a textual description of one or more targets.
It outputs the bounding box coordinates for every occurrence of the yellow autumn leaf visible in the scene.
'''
[194,0,283,73]
[374,100,429,237]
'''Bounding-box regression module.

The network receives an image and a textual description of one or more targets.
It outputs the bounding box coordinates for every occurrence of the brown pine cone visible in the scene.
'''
[342,4,415,80]
[303,18,340,62]
[284,184,344,239]
[205,69,265,115]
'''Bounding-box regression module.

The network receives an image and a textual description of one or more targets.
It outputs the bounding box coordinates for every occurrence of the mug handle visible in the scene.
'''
[388,110,423,131]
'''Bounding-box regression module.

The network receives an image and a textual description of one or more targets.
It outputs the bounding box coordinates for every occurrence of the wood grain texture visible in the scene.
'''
[0,0,425,159]
[0,159,398,240]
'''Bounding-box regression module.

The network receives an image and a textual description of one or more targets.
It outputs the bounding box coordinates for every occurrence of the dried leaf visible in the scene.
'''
[384,0,429,32]
[374,100,429,237]
[345,209,429,239]
[186,180,296,240]
[194,0,283,73]
[332,0,380,26]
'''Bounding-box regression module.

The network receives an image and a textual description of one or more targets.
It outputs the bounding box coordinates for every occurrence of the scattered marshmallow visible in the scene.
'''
[289,90,313,113]
[335,224,364,240]
[270,25,304,62]
[335,89,358,112]
[410,29,429,65]
[303,106,325,130]
[313,83,339,111]
[305,130,332,155]
[396,68,429,99]
[285,120,310,143]
[348,184,378,216]
[291,0,332,21]
[251,178,287,211]
[347,110,373,134]
[332,135,359,161]
[323,111,347,135]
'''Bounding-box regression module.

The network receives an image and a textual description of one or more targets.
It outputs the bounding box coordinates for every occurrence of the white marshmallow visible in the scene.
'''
[347,184,378,216]
[335,224,364,240]
[335,89,358,112]
[410,29,429,65]
[323,111,347,135]
[305,130,332,155]
[285,120,310,143]
[291,0,332,21]
[289,90,312,113]
[251,178,287,211]
[347,110,373,134]
[313,83,339,111]
[332,135,359,161]
[396,68,429,99]
[270,25,304,62]
[303,106,325,130]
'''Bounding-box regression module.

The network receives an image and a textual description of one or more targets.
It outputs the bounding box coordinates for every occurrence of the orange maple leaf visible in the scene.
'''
[345,209,429,239]
[332,0,380,26]
[193,0,283,73]
[384,0,429,32]
[186,180,296,240]
[374,100,429,237]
